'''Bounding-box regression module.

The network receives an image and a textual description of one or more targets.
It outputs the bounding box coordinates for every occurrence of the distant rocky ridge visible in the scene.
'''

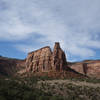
[0,56,25,76]
[69,60,100,78]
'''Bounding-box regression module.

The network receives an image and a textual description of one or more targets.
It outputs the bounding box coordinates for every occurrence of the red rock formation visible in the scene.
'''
[26,42,67,73]
[26,42,85,78]
[26,46,52,72]
[1,42,100,79]
[69,60,100,78]
[0,43,85,78]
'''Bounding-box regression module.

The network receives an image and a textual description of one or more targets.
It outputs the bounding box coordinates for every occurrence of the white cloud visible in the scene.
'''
[0,0,100,61]
[15,45,39,53]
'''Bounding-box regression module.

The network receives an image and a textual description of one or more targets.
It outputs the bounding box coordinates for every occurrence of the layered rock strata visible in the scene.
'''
[69,60,100,78]
[26,42,67,73]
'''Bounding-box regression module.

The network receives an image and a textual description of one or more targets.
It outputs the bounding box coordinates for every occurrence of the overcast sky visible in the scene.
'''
[0,0,100,62]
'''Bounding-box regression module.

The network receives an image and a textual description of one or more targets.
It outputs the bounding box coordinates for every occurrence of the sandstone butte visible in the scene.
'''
[25,42,84,78]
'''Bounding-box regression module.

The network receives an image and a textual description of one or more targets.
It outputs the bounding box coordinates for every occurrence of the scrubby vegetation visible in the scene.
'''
[69,77,100,83]
[0,77,64,100]
[0,76,100,100]
[37,81,100,100]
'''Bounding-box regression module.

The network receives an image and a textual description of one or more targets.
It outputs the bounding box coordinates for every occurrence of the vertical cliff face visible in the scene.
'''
[52,42,67,71]
[69,60,100,78]
[26,46,52,72]
[26,42,67,73]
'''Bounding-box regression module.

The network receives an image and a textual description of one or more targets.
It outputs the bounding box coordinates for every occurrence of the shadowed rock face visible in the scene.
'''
[52,42,67,71]
[0,57,25,76]
[26,42,67,73]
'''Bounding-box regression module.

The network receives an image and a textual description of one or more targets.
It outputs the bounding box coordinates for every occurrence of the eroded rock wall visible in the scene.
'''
[52,42,67,71]
[26,46,52,72]
[26,42,67,73]
[69,60,100,78]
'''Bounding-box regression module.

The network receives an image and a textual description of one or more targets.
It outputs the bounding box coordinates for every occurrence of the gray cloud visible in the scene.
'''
[0,0,100,60]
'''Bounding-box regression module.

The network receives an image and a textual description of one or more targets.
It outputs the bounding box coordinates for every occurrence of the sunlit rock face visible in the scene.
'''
[69,60,100,78]
[26,46,52,72]
[26,42,67,73]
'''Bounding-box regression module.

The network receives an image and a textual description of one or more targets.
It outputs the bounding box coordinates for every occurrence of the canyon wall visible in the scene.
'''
[69,60,100,78]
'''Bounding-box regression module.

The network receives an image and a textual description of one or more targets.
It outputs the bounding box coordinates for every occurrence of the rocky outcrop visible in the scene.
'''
[1,42,100,79]
[26,42,67,73]
[26,42,85,78]
[0,42,84,78]
[69,60,100,78]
